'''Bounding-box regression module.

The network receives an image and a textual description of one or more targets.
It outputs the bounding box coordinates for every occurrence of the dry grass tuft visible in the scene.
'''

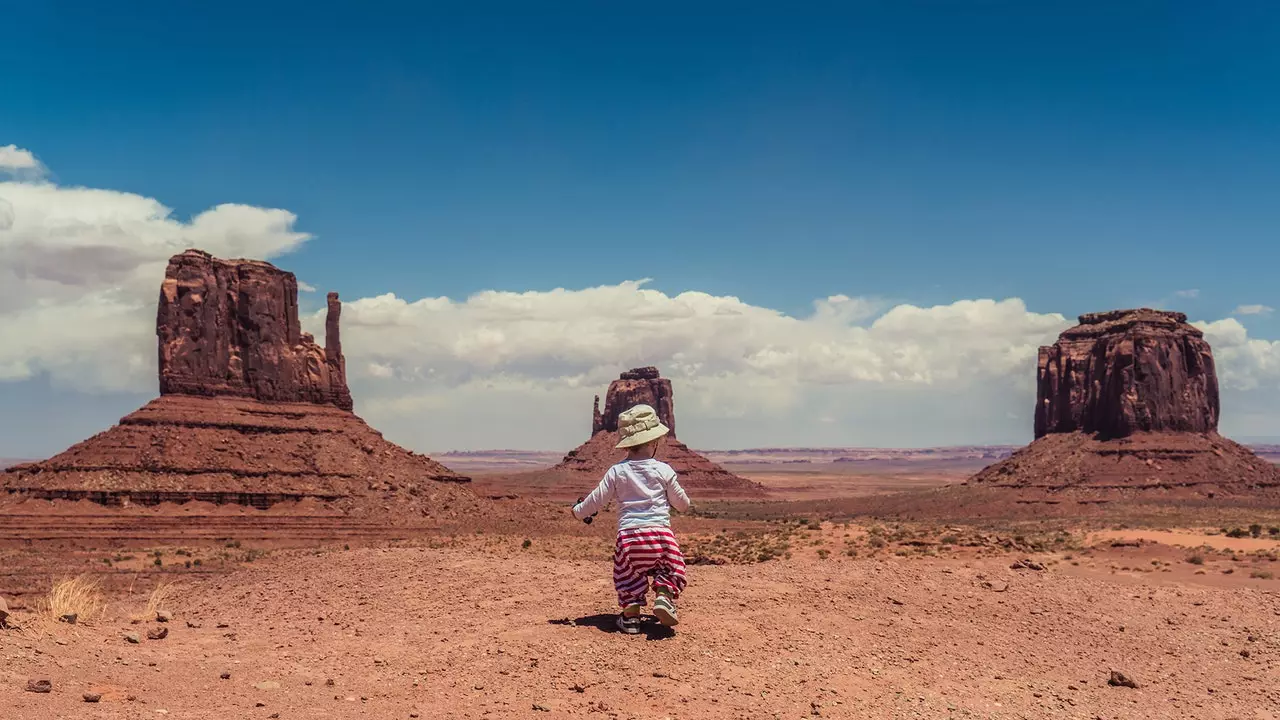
[131,580,180,623]
[39,575,105,626]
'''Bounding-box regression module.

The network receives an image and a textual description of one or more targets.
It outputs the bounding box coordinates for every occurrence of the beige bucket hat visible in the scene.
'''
[615,404,671,449]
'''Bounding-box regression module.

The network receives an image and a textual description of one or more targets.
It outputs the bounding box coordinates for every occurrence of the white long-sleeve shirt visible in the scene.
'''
[572,459,692,530]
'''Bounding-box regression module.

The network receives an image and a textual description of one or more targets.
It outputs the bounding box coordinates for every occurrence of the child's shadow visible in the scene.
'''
[548,614,675,641]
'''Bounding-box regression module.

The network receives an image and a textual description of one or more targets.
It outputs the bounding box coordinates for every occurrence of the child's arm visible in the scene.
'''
[573,469,616,520]
[663,471,692,513]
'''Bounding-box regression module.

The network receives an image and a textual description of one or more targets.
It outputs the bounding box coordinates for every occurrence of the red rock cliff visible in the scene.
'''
[591,366,676,437]
[1034,309,1219,440]
[157,249,354,410]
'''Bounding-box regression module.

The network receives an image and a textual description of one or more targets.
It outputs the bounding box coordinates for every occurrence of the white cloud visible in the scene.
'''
[0,145,41,173]
[5,144,1280,451]
[0,147,309,392]
[1234,304,1274,316]
[1175,289,1200,299]
[298,280,317,293]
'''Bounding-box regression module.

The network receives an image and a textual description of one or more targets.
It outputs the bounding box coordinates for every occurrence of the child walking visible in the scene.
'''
[572,404,692,634]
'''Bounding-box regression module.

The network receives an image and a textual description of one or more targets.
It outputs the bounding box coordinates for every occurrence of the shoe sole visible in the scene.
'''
[653,605,678,627]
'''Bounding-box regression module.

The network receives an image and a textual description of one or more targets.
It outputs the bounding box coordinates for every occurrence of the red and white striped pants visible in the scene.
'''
[613,526,687,608]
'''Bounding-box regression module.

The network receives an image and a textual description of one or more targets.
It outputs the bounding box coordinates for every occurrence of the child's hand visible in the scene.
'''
[576,497,597,525]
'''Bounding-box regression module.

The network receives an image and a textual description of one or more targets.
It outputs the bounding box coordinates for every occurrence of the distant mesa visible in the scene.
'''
[972,308,1280,499]
[157,249,354,410]
[556,367,763,495]
[3,249,467,509]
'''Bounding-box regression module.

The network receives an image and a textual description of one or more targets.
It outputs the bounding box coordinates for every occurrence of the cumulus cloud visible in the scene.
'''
[1234,304,1274,316]
[294,286,1071,449]
[0,146,309,391]
[0,145,42,173]
[5,143,1280,451]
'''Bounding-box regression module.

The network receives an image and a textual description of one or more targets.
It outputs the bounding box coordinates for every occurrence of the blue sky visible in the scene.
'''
[2,2,1279,454]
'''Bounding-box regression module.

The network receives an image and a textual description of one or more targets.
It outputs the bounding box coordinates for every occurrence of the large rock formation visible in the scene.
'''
[592,366,675,436]
[556,368,763,496]
[1034,309,1218,439]
[157,250,353,410]
[4,250,466,509]
[972,309,1280,500]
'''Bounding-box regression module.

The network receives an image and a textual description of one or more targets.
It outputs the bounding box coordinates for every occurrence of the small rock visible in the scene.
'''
[1240,649,1251,658]
[220,672,231,680]
[255,681,281,691]
[83,692,102,703]
[981,581,1009,592]
[255,702,265,708]
[157,610,173,623]
[59,613,78,625]
[325,679,336,686]
[124,632,142,644]
[533,704,551,712]
[185,621,200,629]
[1011,559,1045,571]
[1108,670,1138,689]
[26,679,52,693]
[147,627,169,641]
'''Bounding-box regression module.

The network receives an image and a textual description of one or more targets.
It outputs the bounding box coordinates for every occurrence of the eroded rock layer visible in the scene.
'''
[1035,309,1218,440]
[158,249,353,410]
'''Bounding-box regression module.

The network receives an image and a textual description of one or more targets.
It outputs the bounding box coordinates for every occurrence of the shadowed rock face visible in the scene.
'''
[1034,309,1219,440]
[591,366,676,436]
[157,249,353,411]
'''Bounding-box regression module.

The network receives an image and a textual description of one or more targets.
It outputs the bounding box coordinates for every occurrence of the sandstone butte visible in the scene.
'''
[2,249,470,512]
[972,309,1280,498]
[555,367,764,495]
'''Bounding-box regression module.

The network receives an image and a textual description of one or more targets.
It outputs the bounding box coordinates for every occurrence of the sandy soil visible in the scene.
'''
[3,537,1279,720]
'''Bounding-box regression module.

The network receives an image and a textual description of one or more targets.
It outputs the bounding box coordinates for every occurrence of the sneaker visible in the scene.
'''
[615,614,641,634]
[652,595,678,627]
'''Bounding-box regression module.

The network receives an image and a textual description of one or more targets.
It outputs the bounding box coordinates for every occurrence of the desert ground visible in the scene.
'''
[4,457,1280,720]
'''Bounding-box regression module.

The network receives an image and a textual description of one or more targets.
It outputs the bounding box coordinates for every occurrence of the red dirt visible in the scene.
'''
[3,542,1278,719]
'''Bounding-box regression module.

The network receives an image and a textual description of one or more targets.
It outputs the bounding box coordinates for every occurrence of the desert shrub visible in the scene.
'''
[1187,554,1205,565]
[1269,527,1280,536]
[868,537,887,549]
[940,535,959,546]
[1249,524,1263,538]
[153,557,162,567]
[1226,528,1249,539]
[193,559,202,567]
[41,576,105,625]
[521,539,532,549]
[1250,571,1274,580]
[816,549,830,560]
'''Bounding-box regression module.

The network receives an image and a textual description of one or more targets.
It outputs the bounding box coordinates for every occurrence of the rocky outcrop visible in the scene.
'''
[157,249,353,410]
[1035,309,1218,439]
[971,308,1280,501]
[558,368,762,496]
[4,249,466,509]
[591,366,675,436]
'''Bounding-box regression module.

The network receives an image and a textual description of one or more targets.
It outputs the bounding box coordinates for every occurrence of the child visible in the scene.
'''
[573,403,692,634]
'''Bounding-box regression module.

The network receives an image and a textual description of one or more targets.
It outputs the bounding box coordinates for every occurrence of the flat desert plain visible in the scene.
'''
[3,454,1280,719]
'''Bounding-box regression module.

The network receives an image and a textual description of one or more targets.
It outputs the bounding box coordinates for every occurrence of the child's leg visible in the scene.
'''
[613,532,651,610]
[651,534,688,601]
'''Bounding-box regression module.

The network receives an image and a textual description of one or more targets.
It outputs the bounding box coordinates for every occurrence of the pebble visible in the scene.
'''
[83,692,102,703]
[147,627,169,641]
[157,610,174,623]
[124,632,142,644]
[26,679,52,693]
